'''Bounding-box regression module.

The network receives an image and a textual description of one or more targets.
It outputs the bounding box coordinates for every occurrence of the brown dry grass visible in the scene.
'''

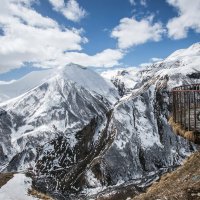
[0,172,14,188]
[28,187,54,200]
[168,117,200,144]
[184,131,197,142]
[132,152,200,200]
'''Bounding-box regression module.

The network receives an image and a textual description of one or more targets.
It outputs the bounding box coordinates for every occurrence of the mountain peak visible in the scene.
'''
[189,42,200,49]
[0,63,119,105]
[165,42,200,62]
[58,63,87,72]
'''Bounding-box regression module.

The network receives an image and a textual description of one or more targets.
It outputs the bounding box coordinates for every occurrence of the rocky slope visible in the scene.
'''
[0,43,200,199]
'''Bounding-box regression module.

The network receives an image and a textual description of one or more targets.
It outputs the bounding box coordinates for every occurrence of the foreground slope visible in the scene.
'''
[133,151,200,200]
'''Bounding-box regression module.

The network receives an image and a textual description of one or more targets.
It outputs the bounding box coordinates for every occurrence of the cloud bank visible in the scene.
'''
[0,0,124,74]
[111,16,164,49]
[167,0,200,39]
[49,0,87,22]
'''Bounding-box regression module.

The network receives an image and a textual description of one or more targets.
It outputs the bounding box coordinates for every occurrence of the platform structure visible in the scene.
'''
[170,84,200,143]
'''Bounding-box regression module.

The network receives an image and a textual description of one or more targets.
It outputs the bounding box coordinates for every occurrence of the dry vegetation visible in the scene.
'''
[0,172,14,188]
[28,187,54,200]
[132,152,200,200]
[168,117,200,144]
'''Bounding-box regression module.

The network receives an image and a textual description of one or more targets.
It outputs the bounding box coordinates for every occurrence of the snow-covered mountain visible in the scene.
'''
[0,69,54,103]
[101,67,140,96]
[102,43,200,97]
[0,64,118,104]
[0,43,200,199]
[0,63,119,171]
[32,43,199,199]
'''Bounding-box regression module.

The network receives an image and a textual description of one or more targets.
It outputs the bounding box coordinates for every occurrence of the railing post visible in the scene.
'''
[184,91,186,128]
[173,91,176,123]
[176,91,178,123]
[180,91,183,126]
[194,90,196,132]
[188,91,191,131]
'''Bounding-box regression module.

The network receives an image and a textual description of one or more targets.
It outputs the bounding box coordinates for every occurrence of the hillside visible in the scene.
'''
[133,151,200,200]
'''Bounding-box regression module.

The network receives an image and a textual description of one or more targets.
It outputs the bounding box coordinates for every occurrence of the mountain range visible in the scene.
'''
[0,43,200,199]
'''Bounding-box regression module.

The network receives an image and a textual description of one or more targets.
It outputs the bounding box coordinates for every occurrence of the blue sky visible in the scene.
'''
[0,0,200,81]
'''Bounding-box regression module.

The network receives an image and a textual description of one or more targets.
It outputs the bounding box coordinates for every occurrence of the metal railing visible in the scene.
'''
[172,84,200,133]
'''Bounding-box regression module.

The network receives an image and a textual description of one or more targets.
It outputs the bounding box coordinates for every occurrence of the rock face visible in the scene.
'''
[33,111,116,199]
[0,43,200,199]
[99,76,193,186]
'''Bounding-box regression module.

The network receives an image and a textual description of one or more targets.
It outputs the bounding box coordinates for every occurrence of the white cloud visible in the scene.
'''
[129,0,147,6]
[129,0,135,6]
[0,0,124,73]
[0,0,87,73]
[167,0,200,39]
[35,49,124,68]
[49,0,87,22]
[64,49,124,68]
[9,3,57,28]
[48,0,64,8]
[111,16,165,49]
[139,62,152,67]
[150,57,163,62]
[140,0,147,6]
